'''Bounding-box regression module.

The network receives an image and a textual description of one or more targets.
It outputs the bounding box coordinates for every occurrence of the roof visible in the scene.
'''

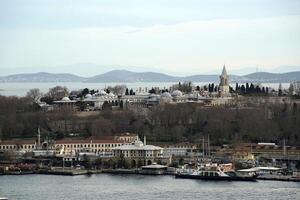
[119,132,138,137]
[238,167,282,172]
[142,164,168,169]
[0,140,36,145]
[221,65,227,76]
[55,139,123,144]
[113,144,163,151]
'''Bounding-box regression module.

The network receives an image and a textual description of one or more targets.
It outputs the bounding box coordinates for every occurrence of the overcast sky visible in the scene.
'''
[0,0,300,76]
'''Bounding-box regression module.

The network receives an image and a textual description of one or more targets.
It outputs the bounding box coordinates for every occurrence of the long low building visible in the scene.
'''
[55,139,126,156]
[55,133,139,156]
[0,140,36,152]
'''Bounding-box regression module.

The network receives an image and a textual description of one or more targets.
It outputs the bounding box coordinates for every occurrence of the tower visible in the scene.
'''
[219,65,230,97]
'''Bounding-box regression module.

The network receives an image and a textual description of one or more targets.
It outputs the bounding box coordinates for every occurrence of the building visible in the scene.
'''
[52,97,77,111]
[55,139,124,157]
[219,65,230,97]
[112,138,171,167]
[163,142,198,157]
[54,134,138,156]
[0,140,36,153]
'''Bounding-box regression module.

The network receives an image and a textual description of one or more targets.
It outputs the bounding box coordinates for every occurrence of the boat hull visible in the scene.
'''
[175,173,257,181]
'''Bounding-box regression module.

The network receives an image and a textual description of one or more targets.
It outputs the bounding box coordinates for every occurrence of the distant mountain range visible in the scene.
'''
[0,70,299,83]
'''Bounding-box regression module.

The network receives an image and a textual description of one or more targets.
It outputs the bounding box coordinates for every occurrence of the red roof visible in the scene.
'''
[0,140,36,145]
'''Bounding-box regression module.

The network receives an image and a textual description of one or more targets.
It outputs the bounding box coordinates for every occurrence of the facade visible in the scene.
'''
[0,140,36,153]
[163,142,198,157]
[219,65,230,97]
[55,133,138,156]
[113,138,171,166]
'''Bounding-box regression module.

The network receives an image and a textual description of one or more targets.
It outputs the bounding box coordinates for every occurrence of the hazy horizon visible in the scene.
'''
[1,63,300,77]
[1,0,300,76]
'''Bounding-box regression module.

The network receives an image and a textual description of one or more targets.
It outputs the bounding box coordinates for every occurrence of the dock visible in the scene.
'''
[38,168,88,176]
[257,176,300,182]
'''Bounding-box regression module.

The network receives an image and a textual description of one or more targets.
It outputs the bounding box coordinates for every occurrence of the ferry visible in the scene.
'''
[175,164,257,181]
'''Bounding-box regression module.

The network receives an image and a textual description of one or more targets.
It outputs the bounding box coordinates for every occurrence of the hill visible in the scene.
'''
[0,70,299,83]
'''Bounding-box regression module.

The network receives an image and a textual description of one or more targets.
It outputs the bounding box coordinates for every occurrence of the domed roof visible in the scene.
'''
[107,92,115,97]
[171,90,183,97]
[149,93,157,98]
[134,140,144,147]
[99,90,107,95]
[85,94,92,98]
[161,92,172,98]
[61,97,70,101]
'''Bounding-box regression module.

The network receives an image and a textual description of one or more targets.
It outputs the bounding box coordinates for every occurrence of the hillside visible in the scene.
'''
[0,70,299,83]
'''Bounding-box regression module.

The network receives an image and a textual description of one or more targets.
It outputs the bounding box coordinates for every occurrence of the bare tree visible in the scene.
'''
[47,86,69,100]
[107,85,127,95]
[26,88,42,102]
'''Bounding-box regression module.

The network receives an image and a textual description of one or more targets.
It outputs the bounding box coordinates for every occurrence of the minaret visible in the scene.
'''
[219,65,230,97]
[37,127,41,149]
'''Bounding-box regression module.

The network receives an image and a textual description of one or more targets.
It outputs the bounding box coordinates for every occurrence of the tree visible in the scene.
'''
[81,88,89,96]
[40,96,54,104]
[246,83,249,93]
[250,83,255,93]
[26,88,42,102]
[107,85,127,95]
[240,85,246,94]
[47,86,69,100]
[149,88,156,94]
[129,89,134,95]
[125,88,129,95]
[255,86,261,93]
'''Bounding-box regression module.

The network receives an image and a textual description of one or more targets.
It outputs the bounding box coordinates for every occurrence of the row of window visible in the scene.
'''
[0,145,35,150]
[56,143,122,148]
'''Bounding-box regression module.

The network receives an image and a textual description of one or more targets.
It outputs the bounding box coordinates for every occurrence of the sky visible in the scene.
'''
[0,0,300,76]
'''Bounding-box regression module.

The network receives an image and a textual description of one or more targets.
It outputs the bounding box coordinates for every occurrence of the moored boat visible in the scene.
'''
[175,164,257,181]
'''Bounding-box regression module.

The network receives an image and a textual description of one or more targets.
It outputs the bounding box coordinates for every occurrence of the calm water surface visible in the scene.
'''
[0,174,299,200]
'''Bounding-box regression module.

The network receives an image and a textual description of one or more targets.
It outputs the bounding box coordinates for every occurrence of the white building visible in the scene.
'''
[112,138,171,166]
